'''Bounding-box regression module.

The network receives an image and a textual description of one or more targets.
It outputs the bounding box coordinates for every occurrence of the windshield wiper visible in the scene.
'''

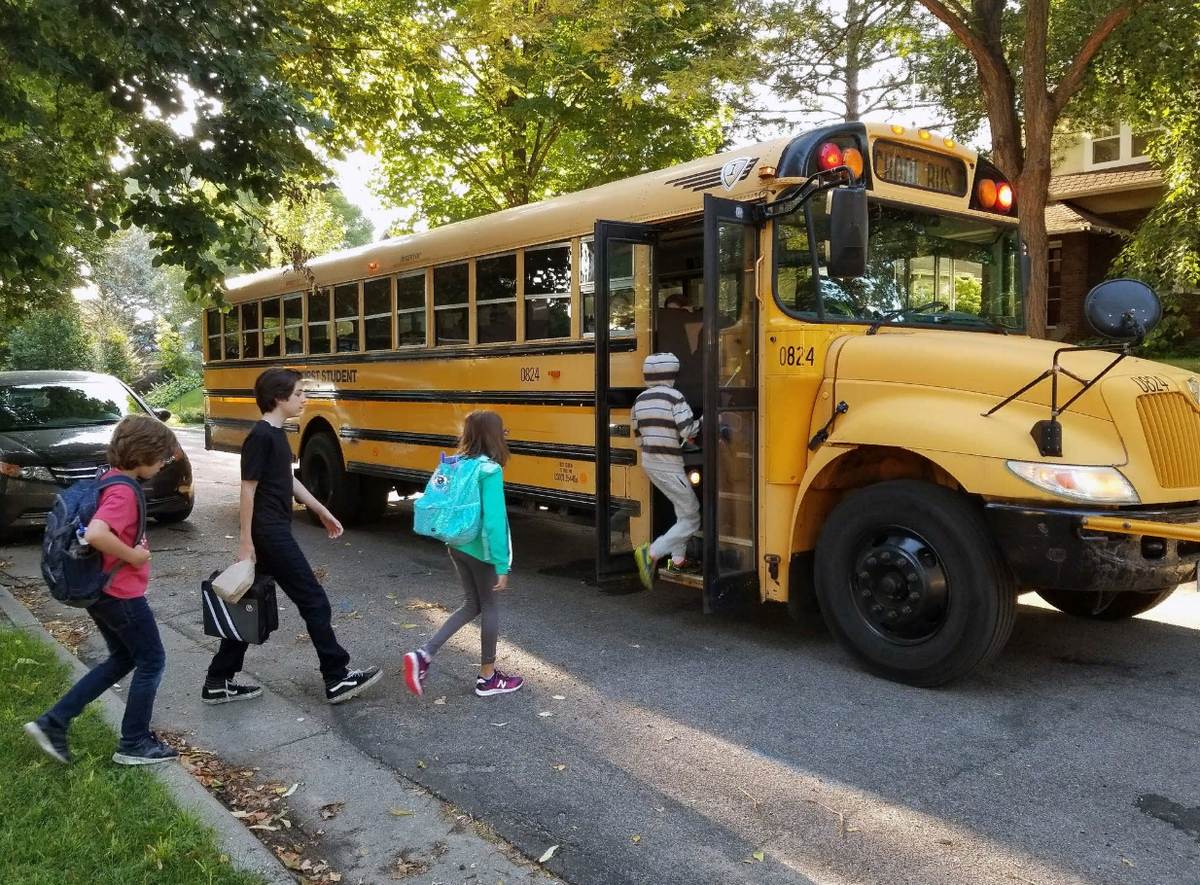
[867,300,946,335]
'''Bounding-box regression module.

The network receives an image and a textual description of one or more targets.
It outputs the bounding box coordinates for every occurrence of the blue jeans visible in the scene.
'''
[46,592,166,746]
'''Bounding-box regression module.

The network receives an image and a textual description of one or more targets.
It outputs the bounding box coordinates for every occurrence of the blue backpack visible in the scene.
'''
[41,474,146,608]
[413,454,486,545]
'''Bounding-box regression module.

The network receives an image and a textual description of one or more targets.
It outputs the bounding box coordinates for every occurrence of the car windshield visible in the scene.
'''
[0,379,145,432]
[777,199,1024,331]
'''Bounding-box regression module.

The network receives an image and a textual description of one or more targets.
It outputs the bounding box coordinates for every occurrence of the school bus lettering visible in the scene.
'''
[520,366,540,382]
[1131,375,1170,393]
[778,345,815,367]
[301,369,358,384]
[554,461,579,484]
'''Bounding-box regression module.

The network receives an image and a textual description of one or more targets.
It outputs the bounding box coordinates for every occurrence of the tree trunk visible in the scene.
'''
[1017,92,1055,339]
[844,0,862,120]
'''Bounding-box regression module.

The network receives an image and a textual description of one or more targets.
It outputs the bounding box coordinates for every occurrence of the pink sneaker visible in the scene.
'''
[475,670,523,697]
[403,650,430,697]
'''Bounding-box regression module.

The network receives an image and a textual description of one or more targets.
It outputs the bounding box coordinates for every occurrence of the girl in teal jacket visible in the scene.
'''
[404,410,522,697]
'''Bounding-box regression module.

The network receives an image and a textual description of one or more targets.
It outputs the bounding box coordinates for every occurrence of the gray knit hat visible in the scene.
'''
[643,352,680,384]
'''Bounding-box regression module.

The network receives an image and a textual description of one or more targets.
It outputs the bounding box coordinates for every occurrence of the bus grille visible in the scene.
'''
[1136,392,1200,488]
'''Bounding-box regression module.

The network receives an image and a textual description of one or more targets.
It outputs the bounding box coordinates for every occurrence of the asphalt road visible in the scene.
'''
[9,426,1200,884]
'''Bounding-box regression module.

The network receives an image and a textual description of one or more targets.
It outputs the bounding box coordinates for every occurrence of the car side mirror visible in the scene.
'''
[828,187,868,278]
[1084,278,1162,341]
[154,409,171,421]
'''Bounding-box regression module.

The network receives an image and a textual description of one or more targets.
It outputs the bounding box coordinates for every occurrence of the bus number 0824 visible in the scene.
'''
[779,346,815,367]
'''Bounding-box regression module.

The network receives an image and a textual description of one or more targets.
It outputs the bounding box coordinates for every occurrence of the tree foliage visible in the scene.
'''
[4,306,94,372]
[293,0,756,231]
[0,0,328,317]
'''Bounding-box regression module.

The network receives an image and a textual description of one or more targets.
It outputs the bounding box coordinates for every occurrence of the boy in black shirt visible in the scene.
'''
[203,368,382,704]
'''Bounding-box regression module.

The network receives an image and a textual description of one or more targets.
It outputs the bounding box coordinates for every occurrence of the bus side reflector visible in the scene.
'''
[817,143,843,170]
[842,148,864,180]
[977,179,997,209]
[996,183,1014,211]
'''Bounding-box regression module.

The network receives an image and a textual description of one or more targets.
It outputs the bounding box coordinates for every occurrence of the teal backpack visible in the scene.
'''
[413,454,486,545]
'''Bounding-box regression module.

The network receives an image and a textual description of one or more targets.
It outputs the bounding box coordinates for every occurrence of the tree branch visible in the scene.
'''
[1051,2,1141,116]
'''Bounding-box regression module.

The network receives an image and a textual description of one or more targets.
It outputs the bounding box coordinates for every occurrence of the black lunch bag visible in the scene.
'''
[201,569,279,645]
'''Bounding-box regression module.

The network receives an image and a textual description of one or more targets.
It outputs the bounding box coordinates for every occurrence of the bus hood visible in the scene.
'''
[830,330,1193,421]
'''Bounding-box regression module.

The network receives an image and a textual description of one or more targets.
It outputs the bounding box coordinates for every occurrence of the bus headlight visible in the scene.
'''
[1006,462,1139,504]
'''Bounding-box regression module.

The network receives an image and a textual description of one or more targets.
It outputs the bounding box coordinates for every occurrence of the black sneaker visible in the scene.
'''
[24,715,70,764]
[325,666,383,704]
[202,678,263,705]
[112,733,179,766]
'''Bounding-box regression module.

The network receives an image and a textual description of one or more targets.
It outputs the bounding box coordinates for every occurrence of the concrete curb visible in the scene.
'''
[0,583,295,885]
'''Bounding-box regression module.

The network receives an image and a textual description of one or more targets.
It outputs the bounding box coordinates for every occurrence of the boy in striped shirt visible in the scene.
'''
[631,352,702,588]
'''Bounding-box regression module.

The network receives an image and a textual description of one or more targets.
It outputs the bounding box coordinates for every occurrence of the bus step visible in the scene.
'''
[657,571,704,589]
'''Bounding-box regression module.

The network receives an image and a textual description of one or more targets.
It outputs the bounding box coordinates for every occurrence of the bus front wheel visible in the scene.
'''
[815,480,1017,687]
[300,432,360,526]
[1035,586,1177,620]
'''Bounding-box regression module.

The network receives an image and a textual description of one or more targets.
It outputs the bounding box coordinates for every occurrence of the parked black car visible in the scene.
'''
[0,371,194,531]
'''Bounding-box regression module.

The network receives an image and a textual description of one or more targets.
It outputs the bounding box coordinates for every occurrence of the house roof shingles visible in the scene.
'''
[1048,162,1161,200]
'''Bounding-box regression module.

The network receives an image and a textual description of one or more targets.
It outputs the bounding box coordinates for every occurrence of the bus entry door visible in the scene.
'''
[701,194,759,612]
[594,221,656,582]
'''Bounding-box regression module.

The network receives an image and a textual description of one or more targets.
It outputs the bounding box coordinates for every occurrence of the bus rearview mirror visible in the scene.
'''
[828,188,868,278]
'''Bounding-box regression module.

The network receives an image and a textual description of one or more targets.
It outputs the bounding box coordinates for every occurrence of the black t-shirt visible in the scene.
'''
[241,420,294,533]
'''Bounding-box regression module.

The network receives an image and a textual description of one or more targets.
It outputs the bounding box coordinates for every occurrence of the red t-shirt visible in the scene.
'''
[92,470,149,599]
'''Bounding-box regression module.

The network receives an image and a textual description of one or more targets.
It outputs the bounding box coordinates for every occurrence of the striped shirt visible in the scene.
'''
[630,383,701,469]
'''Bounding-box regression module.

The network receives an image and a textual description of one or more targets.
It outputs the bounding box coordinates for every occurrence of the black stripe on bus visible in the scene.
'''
[206,387,646,408]
[339,427,638,466]
[347,461,641,516]
[204,337,637,369]
[204,417,297,436]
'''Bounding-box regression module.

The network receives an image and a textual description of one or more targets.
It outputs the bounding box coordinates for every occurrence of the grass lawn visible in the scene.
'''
[165,386,203,427]
[1155,356,1200,373]
[0,628,263,885]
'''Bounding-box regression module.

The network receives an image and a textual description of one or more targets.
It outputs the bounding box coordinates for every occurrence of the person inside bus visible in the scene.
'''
[631,352,702,588]
[657,292,703,420]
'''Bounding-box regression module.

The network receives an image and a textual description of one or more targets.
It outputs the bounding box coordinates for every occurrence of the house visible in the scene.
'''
[1044,124,1163,339]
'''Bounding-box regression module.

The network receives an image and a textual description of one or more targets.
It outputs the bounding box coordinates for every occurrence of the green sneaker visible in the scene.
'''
[634,543,656,590]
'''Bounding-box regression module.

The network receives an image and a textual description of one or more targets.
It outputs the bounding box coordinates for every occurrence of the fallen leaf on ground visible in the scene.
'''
[553,764,566,771]
[753,850,764,861]
[538,845,559,863]
[389,808,415,816]
[491,722,508,727]
[417,760,426,768]
[319,803,344,820]
[538,711,553,717]
[632,834,641,843]
[663,735,676,741]
[386,594,398,599]
[280,783,298,797]
[433,696,446,705]
[552,695,565,700]
[402,623,418,628]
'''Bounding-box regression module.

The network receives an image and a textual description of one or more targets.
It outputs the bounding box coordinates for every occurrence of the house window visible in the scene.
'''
[1085,123,1158,170]
[434,263,469,345]
[476,253,517,344]
[525,244,571,340]
[1047,243,1062,328]
[1091,125,1121,165]
[396,270,427,346]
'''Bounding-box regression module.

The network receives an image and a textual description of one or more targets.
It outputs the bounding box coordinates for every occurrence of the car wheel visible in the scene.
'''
[154,499,194,524]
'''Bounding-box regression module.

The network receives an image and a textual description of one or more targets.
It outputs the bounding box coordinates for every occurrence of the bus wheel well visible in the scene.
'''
[793,446,959,553]
[300,417,337,452]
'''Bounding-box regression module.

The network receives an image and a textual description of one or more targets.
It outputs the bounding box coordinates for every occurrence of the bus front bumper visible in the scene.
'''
[985,502,1200,592]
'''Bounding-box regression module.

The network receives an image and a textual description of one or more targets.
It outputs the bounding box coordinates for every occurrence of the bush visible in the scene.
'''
[144,372,203,409]
[4,308,95,371]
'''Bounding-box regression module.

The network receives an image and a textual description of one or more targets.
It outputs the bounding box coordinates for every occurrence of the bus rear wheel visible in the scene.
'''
[300,432,360,526]
[815,480,1017,687]
[1035,586,1177,620]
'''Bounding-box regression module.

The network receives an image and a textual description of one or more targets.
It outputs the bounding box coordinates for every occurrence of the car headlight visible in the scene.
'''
[1006,461,1139,504]
[0,462,55,483]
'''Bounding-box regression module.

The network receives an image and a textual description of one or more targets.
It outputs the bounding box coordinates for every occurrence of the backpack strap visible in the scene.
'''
[95,476,148,581]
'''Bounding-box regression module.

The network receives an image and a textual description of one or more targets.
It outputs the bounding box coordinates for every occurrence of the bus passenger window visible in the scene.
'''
[476,254,516,344]
[283,294,303,355]
[364,276,392,351]
[222,309,240,360]
[334,283,360,352]
[524,244,571,340]
[241,302,260,359]
[262,298,282,358]
[205,309,222,361]
[775,216,818,316]
[308,288,332,354]
[580,239,595,335]
[434,263,469,345]
[396,270,427,346]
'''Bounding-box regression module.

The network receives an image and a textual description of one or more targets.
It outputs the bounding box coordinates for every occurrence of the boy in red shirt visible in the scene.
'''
[25,414,180,765]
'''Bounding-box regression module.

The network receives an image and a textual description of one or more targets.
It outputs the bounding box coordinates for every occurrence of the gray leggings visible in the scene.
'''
[422,547,500,665]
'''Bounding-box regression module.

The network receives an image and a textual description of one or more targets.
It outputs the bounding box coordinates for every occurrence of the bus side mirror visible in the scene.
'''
[828,187,868,278]
[1084,278,1162,341]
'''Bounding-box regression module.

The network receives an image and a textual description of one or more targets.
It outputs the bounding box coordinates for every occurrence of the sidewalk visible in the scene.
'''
[0,562,558,885]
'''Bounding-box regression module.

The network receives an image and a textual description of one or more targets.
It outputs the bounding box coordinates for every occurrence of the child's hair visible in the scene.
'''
[254,367,303,413]
[108,414,179,470]
[457,410,510,467]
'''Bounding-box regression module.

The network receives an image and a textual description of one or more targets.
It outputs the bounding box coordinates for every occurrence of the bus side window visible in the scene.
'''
[205,308,222,361]
[525,243,571,340]
[283,294,304,355]
[223,308,240,360]
[308,287,332,354]
[396,270,427,346]
[477,253,517,344]
[262,297,282,358]
[434,264,469,346]
[334,282,360,352]
[776,215,818,317]
[241,302,260,359]
[580,238,595,336]
[364,276,392,351]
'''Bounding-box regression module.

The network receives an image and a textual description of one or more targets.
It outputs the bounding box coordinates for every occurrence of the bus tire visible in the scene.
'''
[814,480,1016,687]
[1035,586,1177,620]
[359,477,391,523]
[300,432,360,526]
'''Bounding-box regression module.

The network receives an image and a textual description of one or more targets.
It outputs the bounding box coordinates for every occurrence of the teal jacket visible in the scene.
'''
[449,457,511,574]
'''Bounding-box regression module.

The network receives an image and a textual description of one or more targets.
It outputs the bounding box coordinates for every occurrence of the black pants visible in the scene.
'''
[207,528,350,684]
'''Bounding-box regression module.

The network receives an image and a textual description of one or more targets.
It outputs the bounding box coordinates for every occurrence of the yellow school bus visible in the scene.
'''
[204,121,1200,686]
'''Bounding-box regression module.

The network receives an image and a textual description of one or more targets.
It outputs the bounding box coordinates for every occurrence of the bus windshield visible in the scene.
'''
[777,199,1024,331]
